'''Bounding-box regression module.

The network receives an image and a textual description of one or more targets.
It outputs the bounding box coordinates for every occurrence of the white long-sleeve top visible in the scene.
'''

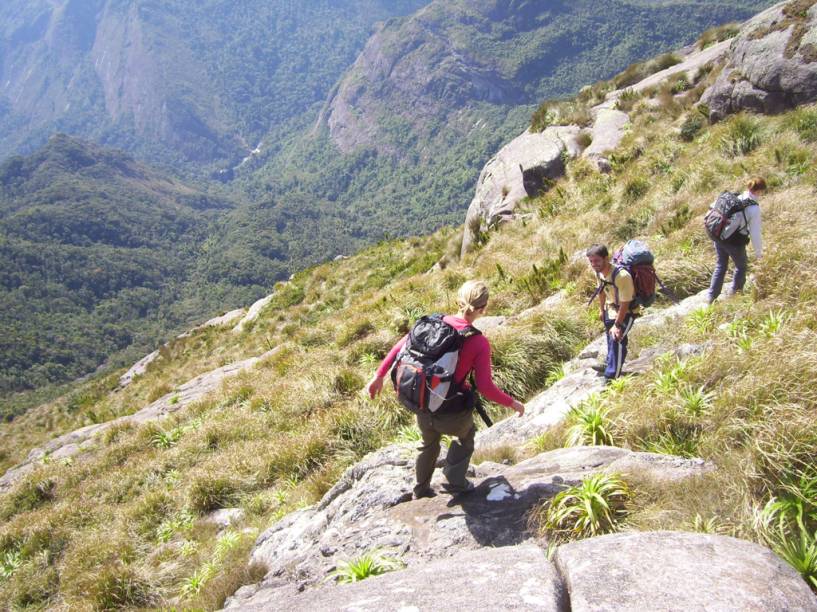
[740,190,763,258]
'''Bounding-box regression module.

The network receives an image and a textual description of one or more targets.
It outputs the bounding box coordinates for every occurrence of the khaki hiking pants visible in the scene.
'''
[415,409,475,495]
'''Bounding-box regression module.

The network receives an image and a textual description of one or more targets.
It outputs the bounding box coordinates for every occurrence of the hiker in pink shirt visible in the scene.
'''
[367,280,524,499]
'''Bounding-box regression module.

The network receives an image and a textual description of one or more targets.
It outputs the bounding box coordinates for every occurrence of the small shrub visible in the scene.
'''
[332,549,405,583]
[679,114,704,141]
[538,473,630,542]
[659,204,692,236]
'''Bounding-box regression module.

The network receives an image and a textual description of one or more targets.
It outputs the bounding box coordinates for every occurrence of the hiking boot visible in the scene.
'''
[590,363,607,374]
[441,480,475,495]
[413,486,436,499]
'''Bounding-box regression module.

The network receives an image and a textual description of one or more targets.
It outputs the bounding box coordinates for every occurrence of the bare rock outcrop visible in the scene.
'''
[701,0,817,121]
[478,291,709,448]
[233,293,275,333]
[460,127,582,254]
[118,349,161,388]
[554,531,817,611]
[233,544,567,612]
[224,445,710,609]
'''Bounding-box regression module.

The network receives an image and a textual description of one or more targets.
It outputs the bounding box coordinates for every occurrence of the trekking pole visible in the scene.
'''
[473,393,493,428]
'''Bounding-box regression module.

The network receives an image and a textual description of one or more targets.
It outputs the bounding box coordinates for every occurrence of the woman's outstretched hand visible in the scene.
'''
[367,375,385,399]
[512,399,525,417]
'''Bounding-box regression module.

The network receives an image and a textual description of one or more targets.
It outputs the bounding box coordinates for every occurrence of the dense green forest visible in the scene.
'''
[0,135,248,410]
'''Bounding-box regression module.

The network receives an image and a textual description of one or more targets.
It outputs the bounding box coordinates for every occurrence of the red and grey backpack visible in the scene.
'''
[390,315,479,414]
[589,240,675,309]
[704,191,756,244]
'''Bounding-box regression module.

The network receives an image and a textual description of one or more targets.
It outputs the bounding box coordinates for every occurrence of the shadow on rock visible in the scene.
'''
[442,475,563,548]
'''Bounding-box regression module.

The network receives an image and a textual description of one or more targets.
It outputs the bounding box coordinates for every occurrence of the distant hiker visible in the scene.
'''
[366,280,525,499]
[704,177,766,303]
[587,244,641,381]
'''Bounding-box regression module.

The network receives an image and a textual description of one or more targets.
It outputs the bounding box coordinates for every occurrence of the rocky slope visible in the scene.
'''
[702,0,817,119]
[0,0,427,166]
[319,0,772,156]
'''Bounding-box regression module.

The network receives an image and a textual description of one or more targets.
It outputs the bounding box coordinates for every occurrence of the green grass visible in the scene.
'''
[332,549,405,584]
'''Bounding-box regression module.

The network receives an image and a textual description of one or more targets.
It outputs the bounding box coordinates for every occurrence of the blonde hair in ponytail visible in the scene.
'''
[457,280,489,315]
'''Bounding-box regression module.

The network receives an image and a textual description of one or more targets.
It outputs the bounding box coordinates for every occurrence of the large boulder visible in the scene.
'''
[701,1,817,121]
[231,544,567,611]
[225,445,710,609]
[461,127,582,255]
[554,531,817,611]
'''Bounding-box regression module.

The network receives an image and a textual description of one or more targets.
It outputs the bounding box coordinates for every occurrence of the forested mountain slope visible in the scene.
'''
[238,0,777,245]
[0,135,238,406]
[0,0,427,169]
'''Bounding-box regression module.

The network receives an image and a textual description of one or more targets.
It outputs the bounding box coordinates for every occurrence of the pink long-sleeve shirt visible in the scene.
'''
[375,315,515,407]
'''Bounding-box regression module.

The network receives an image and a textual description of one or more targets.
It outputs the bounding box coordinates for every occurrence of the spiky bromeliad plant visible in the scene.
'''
[541,473,630,544]
[565,395,615,446]
[331,549,405,584]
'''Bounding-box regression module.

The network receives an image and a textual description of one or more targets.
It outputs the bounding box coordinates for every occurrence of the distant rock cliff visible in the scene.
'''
[702,0,817,120]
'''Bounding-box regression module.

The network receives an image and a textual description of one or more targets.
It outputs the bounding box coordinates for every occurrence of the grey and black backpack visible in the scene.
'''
[704,191,756,244]
[390,315,479,414]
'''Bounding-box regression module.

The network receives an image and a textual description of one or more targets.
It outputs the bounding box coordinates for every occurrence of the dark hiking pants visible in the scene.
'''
[603,311,635,380]
[708,239,748,303]
[415,409,475,495]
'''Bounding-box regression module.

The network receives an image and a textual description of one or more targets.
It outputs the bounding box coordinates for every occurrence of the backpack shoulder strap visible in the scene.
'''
[459,325,482,339]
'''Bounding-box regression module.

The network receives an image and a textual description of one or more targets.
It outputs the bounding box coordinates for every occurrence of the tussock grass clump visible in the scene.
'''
[489,314,584,400]
[697,23,740,50]
[719,114,763,157]
[188,475,241,514]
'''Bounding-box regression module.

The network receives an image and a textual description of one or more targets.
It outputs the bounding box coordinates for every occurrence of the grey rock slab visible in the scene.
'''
[231,445,709,609]
[228,544,567,611]
[701,3,817,121]
[583,108,629,165]
[554,531,817,612]
[233,293,275,333]
[118,349,160,388]
[472,315,506,333]
[461,126,581,254]
[206,508,246,529]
